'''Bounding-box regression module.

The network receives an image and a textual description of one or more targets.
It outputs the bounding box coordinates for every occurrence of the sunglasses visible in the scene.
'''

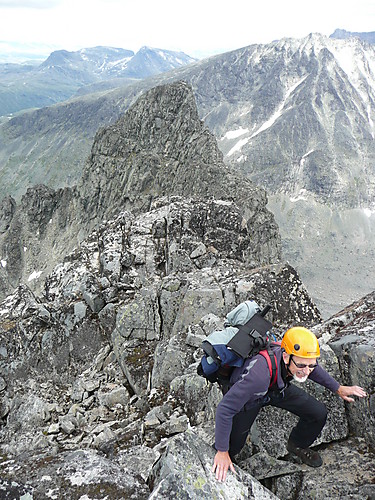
[291,358,318,370]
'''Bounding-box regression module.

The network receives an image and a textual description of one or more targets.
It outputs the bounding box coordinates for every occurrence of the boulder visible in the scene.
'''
[0,448,151,499]
[325,291,375,449]
[150,430,279,499]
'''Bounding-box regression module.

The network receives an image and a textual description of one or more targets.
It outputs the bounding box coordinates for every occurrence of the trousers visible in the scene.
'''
[228,383,327,457]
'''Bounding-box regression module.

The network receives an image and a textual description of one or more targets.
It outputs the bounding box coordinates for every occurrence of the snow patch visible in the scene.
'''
[300,149,315,166]
[250,77,307,139]
[236,155,246,163]
[157,50,167,61]
[0,260,6,268]
[222,127,249,140]
[367,105,374,139]
[227,137,249,156]
[290,189,308,203]
[214,200,232,206]
[28,270,42,282]
[363,208,374,218]
[329,39,375,128]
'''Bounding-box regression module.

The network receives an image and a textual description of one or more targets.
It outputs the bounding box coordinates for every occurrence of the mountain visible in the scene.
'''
[330,28,375,44]
[1,33,375,317]
[0,82,374,492]
[0,62,374,500]
[0,45,196,116]
[3,34,375,206]
[2,186,374,498]
[0,82,280,302]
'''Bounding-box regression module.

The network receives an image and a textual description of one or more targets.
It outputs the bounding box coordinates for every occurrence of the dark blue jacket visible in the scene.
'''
[215,346,340,451]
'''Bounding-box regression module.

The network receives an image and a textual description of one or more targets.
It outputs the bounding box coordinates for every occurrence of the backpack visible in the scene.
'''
[197,300,278,392]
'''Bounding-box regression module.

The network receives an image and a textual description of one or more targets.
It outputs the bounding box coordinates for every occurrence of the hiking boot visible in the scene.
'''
[287,440,323,467]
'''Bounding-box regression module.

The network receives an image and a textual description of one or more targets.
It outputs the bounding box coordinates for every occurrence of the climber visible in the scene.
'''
[212,326,367,482]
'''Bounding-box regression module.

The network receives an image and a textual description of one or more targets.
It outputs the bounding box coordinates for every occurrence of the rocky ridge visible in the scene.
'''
[0,195,374,499]
[0,82,281,302]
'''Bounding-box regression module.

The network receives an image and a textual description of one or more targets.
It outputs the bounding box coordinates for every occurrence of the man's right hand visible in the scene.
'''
[212,450,236,482]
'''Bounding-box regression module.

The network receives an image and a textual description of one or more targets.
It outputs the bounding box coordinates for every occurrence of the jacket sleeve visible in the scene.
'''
[308,364,340,393]
[214,355,271,452]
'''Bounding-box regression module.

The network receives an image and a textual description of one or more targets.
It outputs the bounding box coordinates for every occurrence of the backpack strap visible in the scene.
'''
[259,348,278,387]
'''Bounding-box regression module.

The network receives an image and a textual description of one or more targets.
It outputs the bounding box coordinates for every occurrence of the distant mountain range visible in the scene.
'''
[0,45,196,116]
[330,28,375,44]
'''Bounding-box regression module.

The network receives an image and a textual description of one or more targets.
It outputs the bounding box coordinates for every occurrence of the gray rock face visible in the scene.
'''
[321,291,375,450]
[0,196,16,234]
[0,192,374,498]
[0,447,153,499]
[149,430,278,499]
[0,81,281,302]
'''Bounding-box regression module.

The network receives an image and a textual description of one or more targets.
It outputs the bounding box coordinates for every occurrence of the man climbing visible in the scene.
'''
[212,326,367,482]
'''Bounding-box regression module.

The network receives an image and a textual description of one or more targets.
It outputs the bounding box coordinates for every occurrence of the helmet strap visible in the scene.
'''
[285,354,293,375]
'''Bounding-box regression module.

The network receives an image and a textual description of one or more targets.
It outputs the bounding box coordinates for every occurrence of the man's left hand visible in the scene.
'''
[336,385,367,402]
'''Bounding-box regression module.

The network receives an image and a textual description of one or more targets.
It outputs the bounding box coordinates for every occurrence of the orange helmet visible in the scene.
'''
[281,327,320,358]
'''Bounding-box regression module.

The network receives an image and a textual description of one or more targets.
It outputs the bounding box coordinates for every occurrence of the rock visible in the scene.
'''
[93,426,117,451]
[274,438,375,500]
[83,290,105,313]
[0,196,16,234]
[59,415,77,434]
[97,385,129,409]
[0,448,151,499]
[117,445,160,482]
[151,334,195,388]
[190,242,207,259]
[47,423,60,434]
[327,291,375,449]
[144,408,162,429]
[73,300,87,321]
[167,413,189,434]
[150,430,278,499]
[83,378,100,393]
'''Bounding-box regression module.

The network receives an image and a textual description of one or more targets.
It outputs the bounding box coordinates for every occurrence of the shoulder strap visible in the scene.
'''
[259,348,278,387]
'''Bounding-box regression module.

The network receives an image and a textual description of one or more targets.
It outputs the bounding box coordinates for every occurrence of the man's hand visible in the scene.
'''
[212,450,236,482]
[336,385,367,403]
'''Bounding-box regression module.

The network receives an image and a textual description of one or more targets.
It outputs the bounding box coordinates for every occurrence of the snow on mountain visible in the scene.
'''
[0,45,197,116]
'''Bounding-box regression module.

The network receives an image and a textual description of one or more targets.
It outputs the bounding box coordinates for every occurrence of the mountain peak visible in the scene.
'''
[330,28,375,44]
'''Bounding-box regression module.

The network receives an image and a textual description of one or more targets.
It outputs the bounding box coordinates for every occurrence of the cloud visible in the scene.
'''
[0,0,61,8]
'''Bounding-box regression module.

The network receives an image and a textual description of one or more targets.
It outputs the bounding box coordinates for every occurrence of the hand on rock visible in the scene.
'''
[336,385,367,403]
[212,450,236,482]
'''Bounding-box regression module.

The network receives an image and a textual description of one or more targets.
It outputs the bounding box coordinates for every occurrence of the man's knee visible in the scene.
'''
[311,399,327,425]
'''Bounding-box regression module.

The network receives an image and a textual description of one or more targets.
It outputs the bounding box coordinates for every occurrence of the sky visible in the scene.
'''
[0,0,374,62]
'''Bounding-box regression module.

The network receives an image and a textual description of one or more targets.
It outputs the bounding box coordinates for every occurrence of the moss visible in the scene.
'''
[193,476,206,489]
[125,346,153,368]
[0,319,17,332]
